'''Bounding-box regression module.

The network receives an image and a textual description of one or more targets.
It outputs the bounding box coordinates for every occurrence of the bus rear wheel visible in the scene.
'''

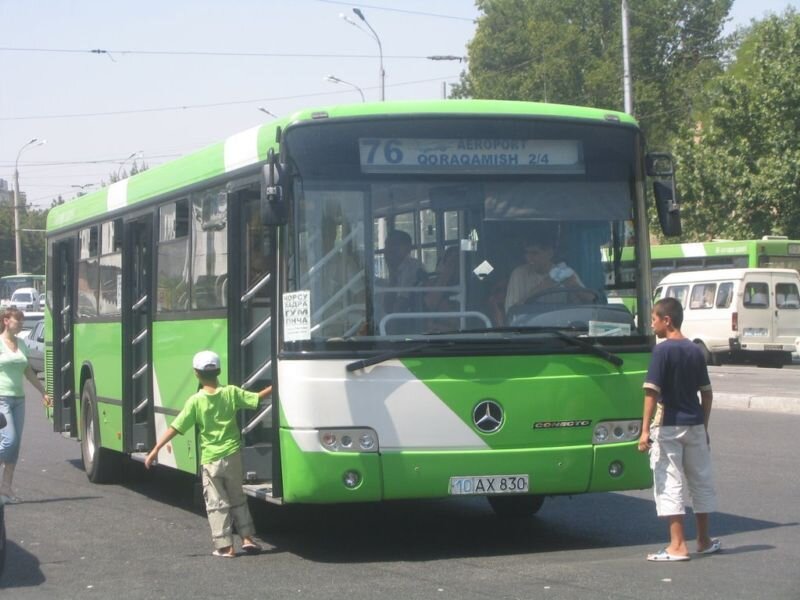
[81,379,120,483]
[487,495,545,519]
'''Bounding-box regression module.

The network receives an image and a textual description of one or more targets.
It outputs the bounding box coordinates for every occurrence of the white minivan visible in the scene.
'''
[654,268,800,367]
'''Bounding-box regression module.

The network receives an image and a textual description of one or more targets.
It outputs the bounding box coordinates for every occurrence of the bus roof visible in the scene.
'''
[47,99,637,233]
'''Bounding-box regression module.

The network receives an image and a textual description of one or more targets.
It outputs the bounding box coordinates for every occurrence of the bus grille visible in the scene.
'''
[45,348,54,397]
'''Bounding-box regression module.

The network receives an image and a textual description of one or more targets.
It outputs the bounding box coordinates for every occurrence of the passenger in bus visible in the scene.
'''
[485,275,509,327]
[424,246,460,313]
[423,246,461,332]
[382,229,426,314]
[145,351,272,558]
[504,234,585,312]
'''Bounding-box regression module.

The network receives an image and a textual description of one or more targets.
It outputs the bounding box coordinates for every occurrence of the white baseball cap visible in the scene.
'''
[192,350,221,372]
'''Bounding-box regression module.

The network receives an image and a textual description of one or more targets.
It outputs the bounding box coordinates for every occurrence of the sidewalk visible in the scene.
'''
[715,391,800,415]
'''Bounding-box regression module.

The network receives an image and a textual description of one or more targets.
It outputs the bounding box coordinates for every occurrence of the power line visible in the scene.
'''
[0,46,441,60]
[0,154,177,168]
[0,74,461,122]
[311,0,475,21]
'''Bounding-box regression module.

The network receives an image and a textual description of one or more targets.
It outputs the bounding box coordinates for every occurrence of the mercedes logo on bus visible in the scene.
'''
[473,400,503,433]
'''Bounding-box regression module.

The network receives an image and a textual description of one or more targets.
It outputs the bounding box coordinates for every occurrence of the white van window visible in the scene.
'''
[690,283,716,309]
[775,283,800,309]
[653,286,662,301]
[665,285,688,307]
[743,282,769,308]
[715,282,734,308]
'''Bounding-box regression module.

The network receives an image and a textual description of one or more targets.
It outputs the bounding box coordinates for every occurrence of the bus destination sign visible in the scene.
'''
[359,138,584,174]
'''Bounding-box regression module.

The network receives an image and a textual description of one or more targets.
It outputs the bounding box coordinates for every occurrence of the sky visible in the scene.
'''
[1,0,798,209]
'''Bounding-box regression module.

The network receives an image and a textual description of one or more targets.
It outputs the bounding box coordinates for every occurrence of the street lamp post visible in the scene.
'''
[325,75,365,102]
[117,150,143,180]
[14,138,46,274]
[341,8,384,101]
[257,107,278,118]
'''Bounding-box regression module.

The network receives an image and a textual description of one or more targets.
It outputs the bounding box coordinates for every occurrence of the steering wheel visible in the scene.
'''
[523,286,604,305]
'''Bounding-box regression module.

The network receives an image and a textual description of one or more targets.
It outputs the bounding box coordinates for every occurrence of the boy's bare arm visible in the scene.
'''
[638,390,658,452]
[258,385,273,400]
[145,426,179,469]
[700,389,713,428]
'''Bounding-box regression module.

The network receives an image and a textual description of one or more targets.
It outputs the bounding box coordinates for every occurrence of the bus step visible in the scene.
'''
[243,482,282,505]
[242,443,273,481]
[130,452,147,463]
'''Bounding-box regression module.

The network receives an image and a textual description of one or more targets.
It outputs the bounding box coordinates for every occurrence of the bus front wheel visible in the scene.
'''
[81,380,120,483]
[487,494,545,519]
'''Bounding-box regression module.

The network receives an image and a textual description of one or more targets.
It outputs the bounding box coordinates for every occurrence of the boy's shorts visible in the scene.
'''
[650,424,717,516]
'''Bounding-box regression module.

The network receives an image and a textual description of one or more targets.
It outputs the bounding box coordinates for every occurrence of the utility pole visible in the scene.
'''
[621,0,634,115]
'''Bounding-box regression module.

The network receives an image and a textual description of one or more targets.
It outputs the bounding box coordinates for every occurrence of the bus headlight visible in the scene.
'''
[593,420,642,445]
[318,428,379,452]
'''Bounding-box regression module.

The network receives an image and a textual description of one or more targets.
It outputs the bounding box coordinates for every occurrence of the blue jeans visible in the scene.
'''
[0,396,25,464]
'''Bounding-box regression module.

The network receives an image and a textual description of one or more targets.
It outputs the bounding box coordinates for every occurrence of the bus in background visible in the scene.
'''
[45,99,679,518]
[606,237,800,312]
[0,273,45,307]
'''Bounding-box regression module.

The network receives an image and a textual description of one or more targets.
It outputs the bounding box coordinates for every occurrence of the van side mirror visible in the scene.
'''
[261,148,287,225]
[646,153,681,237]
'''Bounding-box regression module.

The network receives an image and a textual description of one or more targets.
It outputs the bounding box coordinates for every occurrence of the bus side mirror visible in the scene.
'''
[261,148,287,225]
[646,153,681,237]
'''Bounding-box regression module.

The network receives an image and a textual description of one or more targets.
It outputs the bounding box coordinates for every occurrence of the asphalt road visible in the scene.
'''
[2,378,799,599]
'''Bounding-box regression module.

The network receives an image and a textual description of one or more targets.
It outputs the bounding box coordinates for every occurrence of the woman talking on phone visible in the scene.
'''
[0,307,50,504]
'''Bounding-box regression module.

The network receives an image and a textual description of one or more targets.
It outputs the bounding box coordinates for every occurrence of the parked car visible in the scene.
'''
[26,319,45,373]
[16,311,44,341]
[654,268,800,367]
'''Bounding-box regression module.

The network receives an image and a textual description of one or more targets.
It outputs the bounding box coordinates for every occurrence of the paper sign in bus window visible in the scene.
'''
[283,291,311,341]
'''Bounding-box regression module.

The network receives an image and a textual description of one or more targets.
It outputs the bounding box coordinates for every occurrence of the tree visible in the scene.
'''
[452,0,733,143]
[673,10,800,239]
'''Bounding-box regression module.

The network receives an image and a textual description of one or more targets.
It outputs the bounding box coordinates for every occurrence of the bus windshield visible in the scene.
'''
[284,117,642,346]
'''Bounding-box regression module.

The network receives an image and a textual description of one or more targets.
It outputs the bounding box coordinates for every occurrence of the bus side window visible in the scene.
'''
[715,282,734,309]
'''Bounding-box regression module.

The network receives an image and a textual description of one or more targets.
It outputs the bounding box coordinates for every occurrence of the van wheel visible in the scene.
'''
[696,342,717,366]
[81,379,121,483]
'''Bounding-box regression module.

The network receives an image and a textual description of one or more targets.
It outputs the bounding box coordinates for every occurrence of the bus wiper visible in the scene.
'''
[487,326,624,367]
[346,343,432,373]
[550,330,623,367]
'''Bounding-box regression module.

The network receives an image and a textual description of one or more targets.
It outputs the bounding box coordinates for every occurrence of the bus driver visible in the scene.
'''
[504,234,584,312]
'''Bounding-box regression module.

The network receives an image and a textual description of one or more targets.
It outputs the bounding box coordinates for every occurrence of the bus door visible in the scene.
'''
[228,189,277,498]
[122,216,155,453]
[51,238,76,436]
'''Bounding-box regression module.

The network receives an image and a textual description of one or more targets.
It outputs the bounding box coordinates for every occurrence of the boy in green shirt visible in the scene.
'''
[145,351,271,557]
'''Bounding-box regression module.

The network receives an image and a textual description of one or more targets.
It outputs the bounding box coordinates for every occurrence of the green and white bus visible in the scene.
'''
[607,237,800,312]
[45,100,678,516]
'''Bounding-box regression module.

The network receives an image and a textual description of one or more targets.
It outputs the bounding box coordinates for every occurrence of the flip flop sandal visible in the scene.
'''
[212,549,236,558]
[698,539,722,555]
[242,542,262,555]
[647,548,691,562]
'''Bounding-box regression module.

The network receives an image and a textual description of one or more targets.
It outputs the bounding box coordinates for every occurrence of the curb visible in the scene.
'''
[714,392,800,415]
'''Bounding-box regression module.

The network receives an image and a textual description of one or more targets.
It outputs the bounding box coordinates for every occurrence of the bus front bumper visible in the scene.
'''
[279,429,652,504]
